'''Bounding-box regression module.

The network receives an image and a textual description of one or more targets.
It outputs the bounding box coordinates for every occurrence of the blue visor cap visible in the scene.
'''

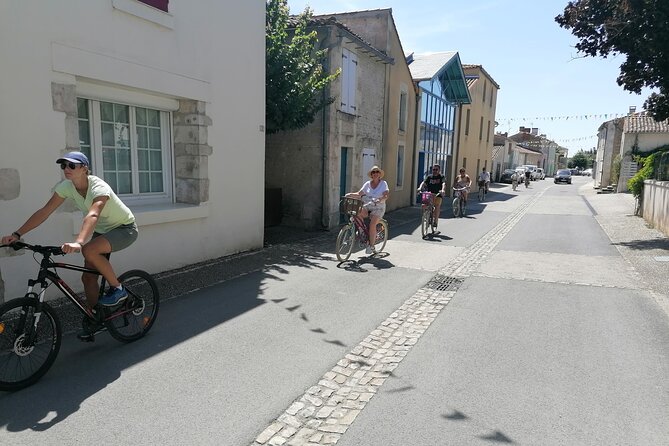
[56,151,89,166]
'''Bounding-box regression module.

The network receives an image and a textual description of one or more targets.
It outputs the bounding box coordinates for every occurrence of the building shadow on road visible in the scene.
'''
[611,238,669,251]
[0,246,333,432]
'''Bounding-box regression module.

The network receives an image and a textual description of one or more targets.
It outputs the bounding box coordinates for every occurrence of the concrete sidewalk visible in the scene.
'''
[580,184,669,315]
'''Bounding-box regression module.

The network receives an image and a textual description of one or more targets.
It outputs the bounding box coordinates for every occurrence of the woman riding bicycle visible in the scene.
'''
[1,152,137,312]
[345,165,389,254]
[417,164,446,230]
[453,168,472,204]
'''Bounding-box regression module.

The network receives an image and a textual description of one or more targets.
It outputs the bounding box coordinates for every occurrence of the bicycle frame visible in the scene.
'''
[25,251,104,321]
[349,214,369,244]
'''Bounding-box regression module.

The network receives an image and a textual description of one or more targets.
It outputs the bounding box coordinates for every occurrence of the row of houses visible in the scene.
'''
[267,9,501,229]
[492,127,567,181]
[0,2,508,300]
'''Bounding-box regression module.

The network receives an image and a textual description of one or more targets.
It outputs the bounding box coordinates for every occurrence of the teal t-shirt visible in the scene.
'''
[54,175,135,234]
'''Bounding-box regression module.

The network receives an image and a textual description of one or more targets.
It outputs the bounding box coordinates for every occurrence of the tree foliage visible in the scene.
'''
[568,149,595,169]
[556,0,669,120]
[266,0,340,134]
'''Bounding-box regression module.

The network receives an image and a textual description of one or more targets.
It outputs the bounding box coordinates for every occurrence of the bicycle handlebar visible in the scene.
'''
[452,186,469,191]
[0,241,65,256]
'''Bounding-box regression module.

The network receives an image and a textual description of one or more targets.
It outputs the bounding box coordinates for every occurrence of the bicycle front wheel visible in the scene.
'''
[374,219,389,253]
[106,270,159,343]
[335,223,355,262]
[420,208,430,238]
[478,188,485,201]
[0,298,62,391]
[452,197,460,217]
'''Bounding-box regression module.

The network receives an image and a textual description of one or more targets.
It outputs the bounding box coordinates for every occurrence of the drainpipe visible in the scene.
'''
[321,26,332,229]
[451,105,464,194]
[410,84,421,204]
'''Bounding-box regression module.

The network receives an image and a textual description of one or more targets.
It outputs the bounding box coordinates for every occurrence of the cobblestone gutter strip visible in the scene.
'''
[252,288,456,446]
[252,191,548,446]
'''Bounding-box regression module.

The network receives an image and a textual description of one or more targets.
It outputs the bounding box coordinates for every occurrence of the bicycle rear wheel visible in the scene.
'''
[0,298,61,391]
[335,223,355,262]
[374,219,389,252]
[420,208,430,239]
[452,197,460,217]
[105,270,159,343]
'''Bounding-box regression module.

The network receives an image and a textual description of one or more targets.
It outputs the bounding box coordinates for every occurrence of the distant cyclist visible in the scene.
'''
[478,167,490,194]
[417,164,446,231]
[345,165,389,254]
[453,168,472,204]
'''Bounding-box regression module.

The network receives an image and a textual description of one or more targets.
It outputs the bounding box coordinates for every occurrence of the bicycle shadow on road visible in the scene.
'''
[337,251,394,272]
[422,233,454,242]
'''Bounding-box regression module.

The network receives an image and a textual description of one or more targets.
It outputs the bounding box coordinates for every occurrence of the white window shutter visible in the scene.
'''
[348,53,357,113]
[341,50,349,112]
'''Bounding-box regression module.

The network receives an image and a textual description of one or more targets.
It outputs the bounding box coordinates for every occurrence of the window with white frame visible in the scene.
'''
[398,87,408,132]
[396,145,405,188]
[341,48,358,115]
[77,97,172,204]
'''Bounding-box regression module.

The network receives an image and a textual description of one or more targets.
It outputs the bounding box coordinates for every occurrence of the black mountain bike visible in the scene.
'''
[0,241,159,391]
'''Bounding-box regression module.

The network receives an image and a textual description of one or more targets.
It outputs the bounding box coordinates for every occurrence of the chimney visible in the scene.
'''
[628,106,636,115]
[531,128,538,136]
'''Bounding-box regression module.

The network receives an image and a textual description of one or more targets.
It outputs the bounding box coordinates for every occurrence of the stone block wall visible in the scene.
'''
[173,100,212,205]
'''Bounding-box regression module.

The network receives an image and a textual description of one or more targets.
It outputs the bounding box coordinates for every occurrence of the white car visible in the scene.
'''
[536,168,546,180]
[583,168,593,176]
[521,165,540,181]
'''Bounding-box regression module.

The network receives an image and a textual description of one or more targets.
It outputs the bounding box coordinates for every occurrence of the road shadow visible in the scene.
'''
[0,246,332,432]
[612,238,669,251]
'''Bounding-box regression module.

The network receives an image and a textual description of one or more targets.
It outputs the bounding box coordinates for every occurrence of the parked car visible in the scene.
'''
[583,168,593,176]
[536,167,546,180]
[500,169,517,183]
[554,169,572,184]
[570,168,580,176]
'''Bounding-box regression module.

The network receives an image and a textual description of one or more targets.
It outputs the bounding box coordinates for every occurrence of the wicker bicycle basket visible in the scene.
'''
[420,192,435,205]
[340,197,363,215]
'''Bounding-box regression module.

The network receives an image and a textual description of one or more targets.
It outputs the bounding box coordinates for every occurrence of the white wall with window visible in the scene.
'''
[0,0,265,299]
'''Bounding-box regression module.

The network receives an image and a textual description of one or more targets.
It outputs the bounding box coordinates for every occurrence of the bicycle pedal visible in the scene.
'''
[77,333,96,342]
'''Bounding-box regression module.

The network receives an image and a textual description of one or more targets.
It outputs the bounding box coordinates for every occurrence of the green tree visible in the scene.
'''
[266,0,340,134]
[568,149,594,169]
[556,1,669,120]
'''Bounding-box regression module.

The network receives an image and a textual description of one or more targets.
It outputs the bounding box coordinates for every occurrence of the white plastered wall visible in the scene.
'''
[0,0,265,300]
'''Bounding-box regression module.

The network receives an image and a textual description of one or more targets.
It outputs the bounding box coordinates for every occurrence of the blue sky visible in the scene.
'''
[287,0,652,153]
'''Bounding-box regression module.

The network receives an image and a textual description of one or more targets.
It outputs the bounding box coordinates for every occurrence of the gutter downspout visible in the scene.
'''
[410,83,421,204]
[320,26,332,229]
[451,105,464,195]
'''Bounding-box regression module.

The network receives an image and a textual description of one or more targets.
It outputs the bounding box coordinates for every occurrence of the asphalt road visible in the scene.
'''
[1,176,668,446]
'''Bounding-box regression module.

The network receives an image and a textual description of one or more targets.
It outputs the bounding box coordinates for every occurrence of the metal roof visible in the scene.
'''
[407,52,458,80]
[407,52,471,104]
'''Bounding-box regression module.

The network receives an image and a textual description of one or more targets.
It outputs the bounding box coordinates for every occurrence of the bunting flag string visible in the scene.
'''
[498,113,625,122]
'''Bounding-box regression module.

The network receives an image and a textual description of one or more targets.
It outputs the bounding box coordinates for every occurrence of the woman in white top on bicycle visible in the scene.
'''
[345,165,389,254]
[453,168,472,203]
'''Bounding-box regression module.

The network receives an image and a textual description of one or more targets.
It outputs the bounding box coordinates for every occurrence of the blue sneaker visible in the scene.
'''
[100,286,128,306]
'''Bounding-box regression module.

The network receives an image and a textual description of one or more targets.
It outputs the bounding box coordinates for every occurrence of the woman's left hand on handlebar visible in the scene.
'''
[61,242,82,253]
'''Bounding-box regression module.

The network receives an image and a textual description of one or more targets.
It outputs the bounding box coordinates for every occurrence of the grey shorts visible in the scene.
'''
[365,202,386,217]
[93,222,138,252]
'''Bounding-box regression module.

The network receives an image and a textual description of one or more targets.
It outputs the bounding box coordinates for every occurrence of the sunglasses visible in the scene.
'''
[371,170,380,174]
[432,168,440,171]
[59,162,81,170]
